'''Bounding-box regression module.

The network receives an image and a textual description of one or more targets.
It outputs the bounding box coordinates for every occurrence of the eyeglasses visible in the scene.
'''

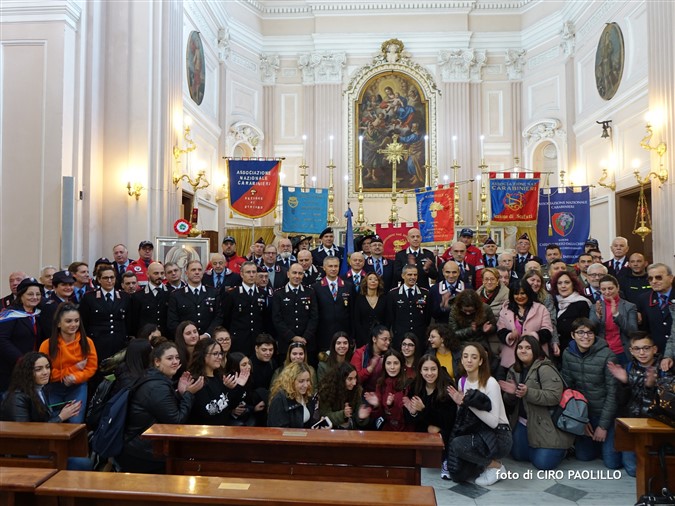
[377,336,392,343]
[630,345,655,353]
[401,342,415,348]
[574,330,595,337]
[648,275,666,281]
[289,342,306,349]
[588,273,603,277]
[207,352,224,357]
[216,337,231,342]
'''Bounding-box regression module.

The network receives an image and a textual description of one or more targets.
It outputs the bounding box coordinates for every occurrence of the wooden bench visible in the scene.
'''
[142,424,443,485]
[0,422,88,470]
[0,467,58,506]
[614,417,675,500]
[35,470,438,506]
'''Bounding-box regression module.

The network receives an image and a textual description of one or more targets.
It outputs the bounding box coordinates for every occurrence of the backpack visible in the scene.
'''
[86,375,116,430]
[536,365,589,436]
[90,377,148,459]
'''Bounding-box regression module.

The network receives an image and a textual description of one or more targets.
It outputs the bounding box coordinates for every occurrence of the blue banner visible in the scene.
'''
[227,159,280,218]
[281,186,328,234]
[536,187,590,264]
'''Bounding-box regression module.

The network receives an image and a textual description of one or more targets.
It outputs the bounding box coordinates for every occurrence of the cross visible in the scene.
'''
[377,134,411,223]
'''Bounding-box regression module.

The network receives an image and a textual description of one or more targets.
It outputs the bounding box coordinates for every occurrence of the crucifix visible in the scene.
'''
[377,134,411,223]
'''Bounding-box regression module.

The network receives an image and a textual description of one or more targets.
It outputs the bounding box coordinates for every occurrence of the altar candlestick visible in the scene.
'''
[424,135,429,164]
[329,135,334,161]
[452,135,458,161]
[302,134,307,161]
[479,135,485,160]
[358,135,363,165]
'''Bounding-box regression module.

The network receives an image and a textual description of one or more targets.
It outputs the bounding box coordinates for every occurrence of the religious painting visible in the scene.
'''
[186,31,205,105]
[356,72,429,192]
[594,23,624,101]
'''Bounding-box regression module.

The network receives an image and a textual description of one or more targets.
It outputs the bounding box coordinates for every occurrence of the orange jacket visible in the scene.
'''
[39,331,98,384]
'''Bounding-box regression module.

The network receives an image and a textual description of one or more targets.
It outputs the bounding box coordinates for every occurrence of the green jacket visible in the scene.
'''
[561,338,618,430]
[504,358,575,449]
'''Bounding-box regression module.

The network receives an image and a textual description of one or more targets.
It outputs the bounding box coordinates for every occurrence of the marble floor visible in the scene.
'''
[422,456,636,505]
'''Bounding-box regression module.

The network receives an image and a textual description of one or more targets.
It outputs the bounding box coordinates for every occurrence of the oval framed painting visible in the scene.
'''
[594,22,624,101]
[186,31,205,105]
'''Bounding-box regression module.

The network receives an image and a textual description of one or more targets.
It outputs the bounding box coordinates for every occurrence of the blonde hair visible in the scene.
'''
[269,362,313,404]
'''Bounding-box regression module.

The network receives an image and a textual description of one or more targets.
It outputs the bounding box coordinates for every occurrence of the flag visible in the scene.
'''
[415,184,455,243]
[281,187,328,234]
[537,187,590,263]
[489,172,540,225]
[340,206,354,277]
[375,222,418,259]
[226,159,281,219]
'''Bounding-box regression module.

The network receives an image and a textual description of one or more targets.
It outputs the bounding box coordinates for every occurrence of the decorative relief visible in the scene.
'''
[232,53,257,73]
[437,49,487,82]
[522,118,566,146]
[527,47,559,71]
[505,49,527,80]
[228,121,264,152]
[577,0,613,41]
[560,21,576,58]
[259,53,280,84]
[217,27,231,63]
[484,64,503,75]
[297,52,346,84]
[281,68,298,78]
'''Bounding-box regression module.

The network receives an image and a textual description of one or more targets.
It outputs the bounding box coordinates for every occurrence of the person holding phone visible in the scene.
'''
[267,362,319,428]
[0,351,91,469]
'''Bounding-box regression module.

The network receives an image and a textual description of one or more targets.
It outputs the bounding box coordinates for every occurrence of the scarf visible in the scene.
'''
[556,292,591,315]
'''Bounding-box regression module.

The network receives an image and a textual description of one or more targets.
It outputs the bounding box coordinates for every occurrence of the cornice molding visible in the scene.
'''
[0,0,81,30]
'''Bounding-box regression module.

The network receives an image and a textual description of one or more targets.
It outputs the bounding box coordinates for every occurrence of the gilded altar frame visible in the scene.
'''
[345,39,440,198]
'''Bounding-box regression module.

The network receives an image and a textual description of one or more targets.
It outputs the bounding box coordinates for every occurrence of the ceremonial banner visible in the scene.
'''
[415,184,455,243]
[489,172,541,225]
[226,159,281,218]
[537,187,590,264]
[375,222,418,260]
[281,187,328,234]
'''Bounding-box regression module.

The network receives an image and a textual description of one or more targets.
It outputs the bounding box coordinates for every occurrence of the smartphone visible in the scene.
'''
[48,400,75,409]
[311,417,332,430]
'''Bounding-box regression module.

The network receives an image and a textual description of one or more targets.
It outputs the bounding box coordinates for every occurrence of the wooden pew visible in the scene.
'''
[142,424,443,485]
[0,467,58,506]
[0,422,88,470]
[35,470,438,506]
[614,417,675,500]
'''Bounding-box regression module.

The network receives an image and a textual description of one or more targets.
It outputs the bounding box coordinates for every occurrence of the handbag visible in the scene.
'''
[634,444,675,506]
[648,374,675,429]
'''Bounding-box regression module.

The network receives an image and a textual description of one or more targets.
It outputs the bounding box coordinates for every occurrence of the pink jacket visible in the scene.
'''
[497,301,553,368]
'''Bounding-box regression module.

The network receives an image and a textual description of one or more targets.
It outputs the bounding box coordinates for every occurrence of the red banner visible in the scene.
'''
[489,172,540,225]
[375,222,418,259]
[415,184,455,243]
[227,159,281,219]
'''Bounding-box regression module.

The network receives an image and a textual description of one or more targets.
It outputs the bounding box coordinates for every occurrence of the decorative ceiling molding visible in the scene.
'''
[505,49,527,79]
[437,49,487,82]
[228,121,264,152]
[0,0,81,29]
[218,27,231,63]
[297,52,346,84]
[522,118,565,146]
[560,20,576,58]
[260,53,280,84]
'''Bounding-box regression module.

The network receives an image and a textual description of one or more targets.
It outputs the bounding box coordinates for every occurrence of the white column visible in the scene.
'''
[646,0,675,264]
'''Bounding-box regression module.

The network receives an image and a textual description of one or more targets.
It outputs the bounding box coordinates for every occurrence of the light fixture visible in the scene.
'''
[173,125,197,162]
[632,180,652,242]
[596,167,616,191]
[172,170,210,192]
[215,183,228,202]
[596,120,612,139]
[637,119,668,187]
[126,182,144,200]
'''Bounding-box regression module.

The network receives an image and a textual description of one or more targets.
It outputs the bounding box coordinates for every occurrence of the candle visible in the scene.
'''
[311,176,317,188]
[452,135,458,161]
[424,135,429,163]
[329,135,334,161]
[479,135,485,160]
[302,134,307,161]
[358,135,363,165]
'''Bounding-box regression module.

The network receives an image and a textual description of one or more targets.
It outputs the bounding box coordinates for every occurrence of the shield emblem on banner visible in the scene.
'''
[552,212,575,237]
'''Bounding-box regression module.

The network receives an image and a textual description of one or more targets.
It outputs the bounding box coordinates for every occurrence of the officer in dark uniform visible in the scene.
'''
[514,233,543,278]
[386,264,431,348]
[429,260,465,322]
[298,250,322,287]
[603,236,631,278]
[261,245,288,290]
[130,261,168,336]
[635,263,673,354]
[393,228,437,289]
[312,256,352,353]
[78,264,131,365]
[221,261,268,356]
[166,260,222,339]
[311,227,344,268]
[272,263,319,359]
[482,237,499,268]
[363,235,395,292]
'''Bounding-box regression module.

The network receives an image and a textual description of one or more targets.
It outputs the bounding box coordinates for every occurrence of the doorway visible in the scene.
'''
[615,185,653,263]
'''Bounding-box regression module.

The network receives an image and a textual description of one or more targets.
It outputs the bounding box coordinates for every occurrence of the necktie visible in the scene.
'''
[216,274,222,288]
[488,258,494,267]
[375,259,383,276]
[330,282,337,300]
[327,249,333,257]
[193,288,200,299]
[293,288,298,295]
[106,293,113,306]
[78,288,84,302]
[660,294,668,309]
[408,288,414,300]
[152,288,157,298]
[354,274,360,285]
[413,251,418,258]
[594,291,601,302]
[248,288,253,297]
[615,260,620,272]
[460,264,466,277]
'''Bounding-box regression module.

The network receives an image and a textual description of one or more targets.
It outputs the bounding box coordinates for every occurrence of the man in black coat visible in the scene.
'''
[298,250,322,287]
[203,253,241,290]
[261,245,287,290]
[444,241,477,289]
[393,228,437,289]
[619,253,651,305]
[311,227,344,268]
[603,236,631,278]
[312,256,352,354]
[363,235,395,292]
[635,263,673,354]
[166,260,222,339]
[386,264,431,348]
[514,233,543,278]
[221,261,268,356]
[130,261,168,336]
[272,263,319,358]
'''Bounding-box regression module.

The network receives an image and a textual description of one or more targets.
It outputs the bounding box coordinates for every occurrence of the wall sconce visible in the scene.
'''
[172,170,210,193]
[173,125,197,162]
[596,163,616,191]
[215,183,229,202]
[126,182,144,200]
[638,121,668,187]
[596,120,612,139]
